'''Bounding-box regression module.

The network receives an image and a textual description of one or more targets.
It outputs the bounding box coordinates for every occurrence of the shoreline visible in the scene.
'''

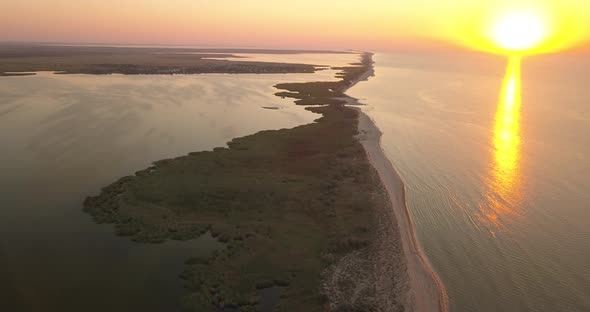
[356,109,449,312]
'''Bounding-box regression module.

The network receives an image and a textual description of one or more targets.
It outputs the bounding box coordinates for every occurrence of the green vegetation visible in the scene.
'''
[84,52,406,311]
[85,105,386,311]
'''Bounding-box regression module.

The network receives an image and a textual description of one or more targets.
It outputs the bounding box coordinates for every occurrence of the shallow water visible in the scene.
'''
[348,52,590,311]
[0,60,358,310]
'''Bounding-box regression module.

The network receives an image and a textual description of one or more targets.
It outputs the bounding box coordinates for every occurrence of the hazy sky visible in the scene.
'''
[2,0,589,52]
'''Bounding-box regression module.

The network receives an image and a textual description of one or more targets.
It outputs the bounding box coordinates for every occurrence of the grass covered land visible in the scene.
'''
[0,44,326,76]
[84,53,408,311]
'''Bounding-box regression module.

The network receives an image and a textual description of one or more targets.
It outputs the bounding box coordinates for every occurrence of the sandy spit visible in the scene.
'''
[356,109,449,312]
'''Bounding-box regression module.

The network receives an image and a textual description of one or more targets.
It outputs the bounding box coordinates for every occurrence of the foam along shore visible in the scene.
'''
[356,110,449,312]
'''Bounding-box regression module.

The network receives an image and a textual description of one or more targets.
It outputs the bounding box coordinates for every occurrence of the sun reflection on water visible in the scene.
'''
[478,56,523,234]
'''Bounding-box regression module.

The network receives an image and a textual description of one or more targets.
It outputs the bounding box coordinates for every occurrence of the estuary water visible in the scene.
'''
[348,52,590,312]
[0,56,354,310]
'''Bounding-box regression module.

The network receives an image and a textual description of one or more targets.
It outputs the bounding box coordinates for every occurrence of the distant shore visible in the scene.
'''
[0,44,327,76]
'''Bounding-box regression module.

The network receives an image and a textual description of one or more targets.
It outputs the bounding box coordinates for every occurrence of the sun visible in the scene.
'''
[491,11,548,52]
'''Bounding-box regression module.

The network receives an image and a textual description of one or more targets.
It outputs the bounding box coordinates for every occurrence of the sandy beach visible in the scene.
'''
[356,110,449,312]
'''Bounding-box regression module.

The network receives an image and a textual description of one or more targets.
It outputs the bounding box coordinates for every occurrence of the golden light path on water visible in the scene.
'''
[478,56,523,234]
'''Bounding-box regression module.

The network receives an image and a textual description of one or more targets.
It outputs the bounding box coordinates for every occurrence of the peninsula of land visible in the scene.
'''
[82,50,445,311]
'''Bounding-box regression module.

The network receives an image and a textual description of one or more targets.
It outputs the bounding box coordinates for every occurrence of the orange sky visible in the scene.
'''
[1,0,589,53]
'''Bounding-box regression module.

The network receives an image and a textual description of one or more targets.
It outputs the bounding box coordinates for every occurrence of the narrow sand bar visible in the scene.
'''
[357,110,449,312]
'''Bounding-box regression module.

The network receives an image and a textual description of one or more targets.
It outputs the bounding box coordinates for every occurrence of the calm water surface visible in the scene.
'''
[348,52,590,311]
[0,53,359,311]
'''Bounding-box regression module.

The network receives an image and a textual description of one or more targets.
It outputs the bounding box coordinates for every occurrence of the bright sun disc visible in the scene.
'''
[491,11,548,52]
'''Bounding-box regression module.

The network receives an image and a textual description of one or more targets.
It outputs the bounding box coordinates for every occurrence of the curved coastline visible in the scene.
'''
[355,109,449,312]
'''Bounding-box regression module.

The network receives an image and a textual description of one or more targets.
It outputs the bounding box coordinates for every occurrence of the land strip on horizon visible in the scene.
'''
[0,44,352,76]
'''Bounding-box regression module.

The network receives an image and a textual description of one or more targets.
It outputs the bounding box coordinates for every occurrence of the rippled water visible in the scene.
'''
[0,59,357,310]
[348,52,590,311]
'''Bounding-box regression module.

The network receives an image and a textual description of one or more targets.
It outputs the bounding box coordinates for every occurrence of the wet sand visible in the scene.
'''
[356,110,449,312]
